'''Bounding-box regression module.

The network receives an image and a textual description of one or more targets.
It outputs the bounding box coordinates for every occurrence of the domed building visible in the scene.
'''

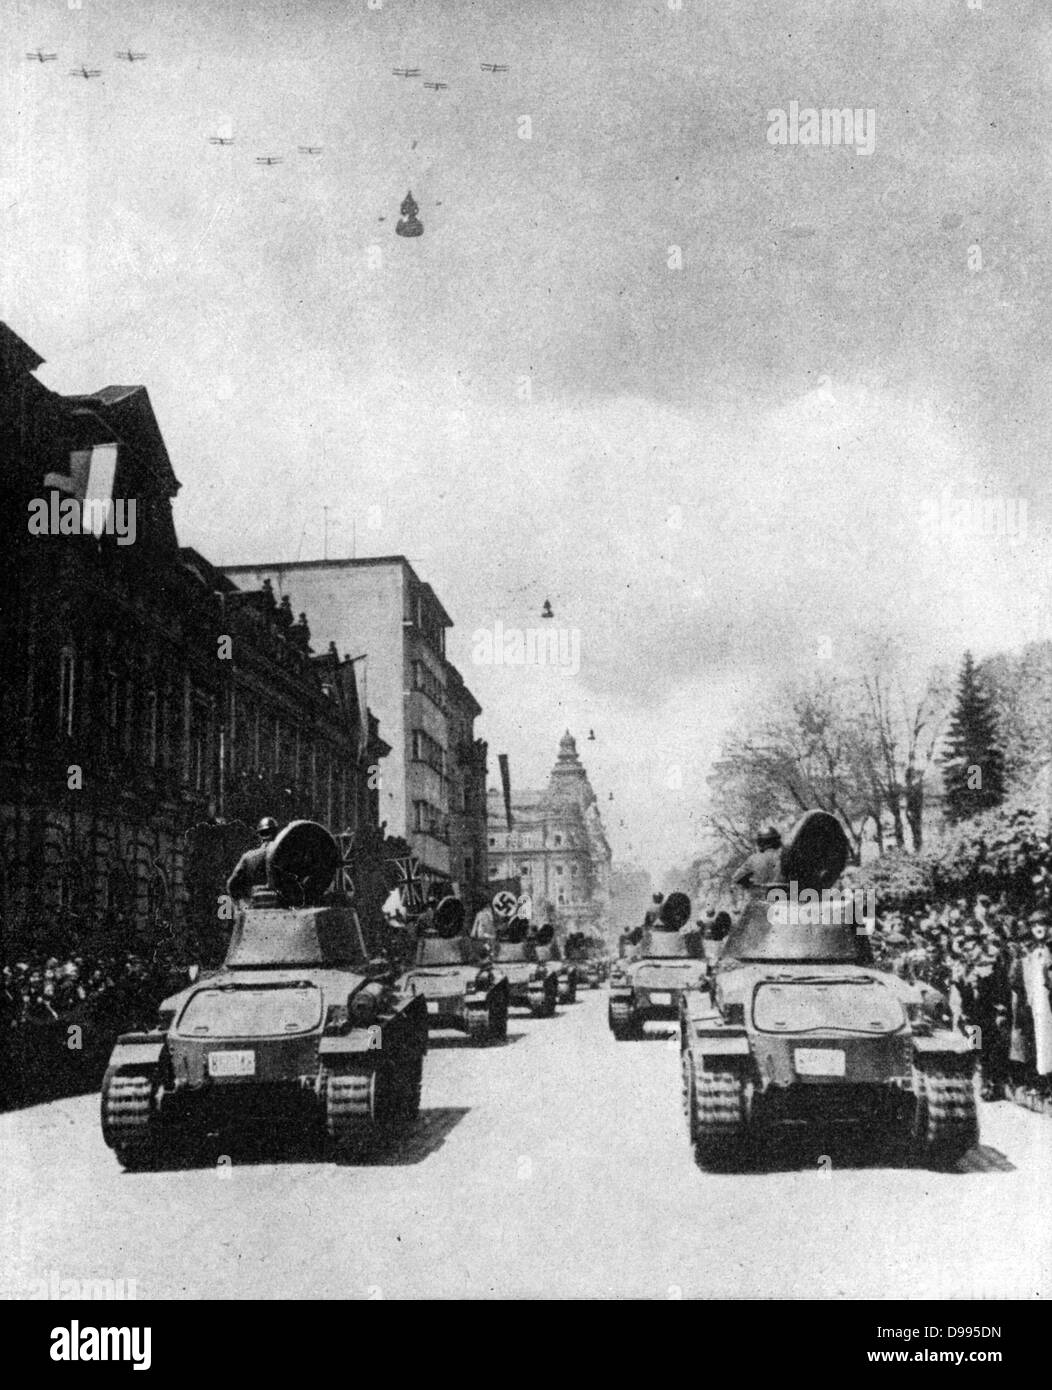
[486,732,611,936]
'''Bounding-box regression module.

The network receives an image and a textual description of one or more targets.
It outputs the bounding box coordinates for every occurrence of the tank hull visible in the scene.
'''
[608,956,708,1038]
[396,964,509,1043]
[680,960,978,1168]
[100,962,429,1166]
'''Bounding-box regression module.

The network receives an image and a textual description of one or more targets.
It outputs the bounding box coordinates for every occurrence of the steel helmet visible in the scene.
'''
[257,816,279,840]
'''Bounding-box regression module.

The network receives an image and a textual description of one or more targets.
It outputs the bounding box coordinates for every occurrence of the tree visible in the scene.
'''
[979,641,1052,794]
[704,675,874,868]
[701,638,951,865]
[851,636,951,852]
[940,651,1006,823]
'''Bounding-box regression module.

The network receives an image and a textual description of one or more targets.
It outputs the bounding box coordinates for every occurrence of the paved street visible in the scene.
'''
[3,989,1050,1301]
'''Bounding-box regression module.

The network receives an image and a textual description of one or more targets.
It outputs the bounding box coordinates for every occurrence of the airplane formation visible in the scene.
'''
[24,44,514,231]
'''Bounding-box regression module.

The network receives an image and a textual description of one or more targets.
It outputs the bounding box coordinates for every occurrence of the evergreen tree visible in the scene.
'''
[940,651,1006,823]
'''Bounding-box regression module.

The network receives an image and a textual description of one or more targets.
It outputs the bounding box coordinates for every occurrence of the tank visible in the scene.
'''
[680,811,978,1169]
[564,933,603,989]
[489,926,559,1018]
[100,821,429,1168]
[608,893,708,1039]
[533,930,577,1004]
[395,896,510,1044]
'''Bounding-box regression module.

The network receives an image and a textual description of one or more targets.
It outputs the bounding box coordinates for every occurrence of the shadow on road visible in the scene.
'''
[426,1030,528,1050]
[117,1106,472,1173]
[352,1106,471,1167]
[957,1144,1016,1174]
[691,1131,1014,1178]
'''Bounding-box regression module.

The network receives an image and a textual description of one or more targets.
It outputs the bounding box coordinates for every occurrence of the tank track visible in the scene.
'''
[688,1055,746,1166]
[465,1004,493,1044]
[912,1065,978,1163]
[327,1048,425,1149]
[466,993,508,1045]
[529,980,558,1018]
[609,999,640,1040]
[392,1055,423,1120]
[326,1068,382,1149]
[101,1073,157,1168]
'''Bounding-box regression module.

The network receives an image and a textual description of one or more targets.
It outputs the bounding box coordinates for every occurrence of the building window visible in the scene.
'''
[557,890,566,905]
[413,799,448,841]
[488,837,496,848]
[554,834,562,847]
[571,863,579,877]
[58,646,75,736]
[191,695,212,793]
[555,865,563,876]
[489,865,499,879]
[520,864,529,875]
[157,687,169,768]
[464,856,474,881]
[192,728,205,791]
[411,727,446,776]
[107,669,120,732]
[412,661,447,713]
[145,687,158,765]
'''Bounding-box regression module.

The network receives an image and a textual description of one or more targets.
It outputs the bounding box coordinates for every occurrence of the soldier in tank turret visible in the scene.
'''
[227,817,280,904]
[644,892,664,928]
[732,826,784,897]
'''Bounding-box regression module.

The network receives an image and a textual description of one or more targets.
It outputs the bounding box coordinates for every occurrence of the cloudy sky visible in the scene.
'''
[5,0,1050,875]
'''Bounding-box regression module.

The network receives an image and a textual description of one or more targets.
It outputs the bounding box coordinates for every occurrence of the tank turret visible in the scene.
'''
[721,810,864,964]
[226,821,366,968]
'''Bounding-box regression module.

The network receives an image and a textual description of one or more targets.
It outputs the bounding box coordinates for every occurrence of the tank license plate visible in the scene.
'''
[649,991,673,1005]
[426,1001,440,1014]
[208,1050,255,1077]
[794,1048,845,1077]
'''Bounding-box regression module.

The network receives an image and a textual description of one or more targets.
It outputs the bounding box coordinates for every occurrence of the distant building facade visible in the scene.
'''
[0,323,387,955]
[486,732,611,935]
[220,557,488,902]
[609,864,654,932]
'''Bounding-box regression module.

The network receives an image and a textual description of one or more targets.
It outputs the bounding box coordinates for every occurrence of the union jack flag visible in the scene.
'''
[387,855,428,910]
[335,830,357,898]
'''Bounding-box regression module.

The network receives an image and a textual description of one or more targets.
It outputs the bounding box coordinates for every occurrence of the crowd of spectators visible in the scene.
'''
[871,896,1052,1108]
[862,803,1052,1111]
[1,939,196,1108]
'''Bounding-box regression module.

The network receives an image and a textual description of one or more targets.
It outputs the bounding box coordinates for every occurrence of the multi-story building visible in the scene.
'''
[486,732,611,936]
[445,663,489,915]
[0,322,388,956]
[220,557,487,895]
